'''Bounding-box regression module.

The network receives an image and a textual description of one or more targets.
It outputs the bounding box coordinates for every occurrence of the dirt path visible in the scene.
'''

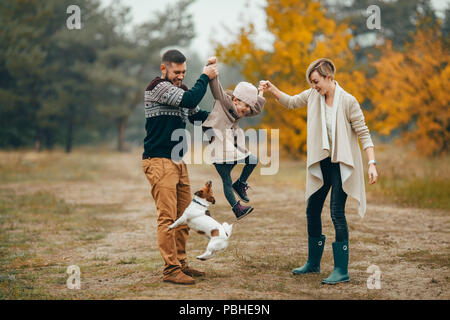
[1,151,449,299]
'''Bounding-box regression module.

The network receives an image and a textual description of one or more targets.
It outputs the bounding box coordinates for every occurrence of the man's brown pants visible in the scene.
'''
[142,157,191,277]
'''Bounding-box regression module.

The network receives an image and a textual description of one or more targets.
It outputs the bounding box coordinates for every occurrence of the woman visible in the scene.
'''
[260,58,378,284]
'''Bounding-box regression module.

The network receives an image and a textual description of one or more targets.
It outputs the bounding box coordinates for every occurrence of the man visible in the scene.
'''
[142,49,217,285]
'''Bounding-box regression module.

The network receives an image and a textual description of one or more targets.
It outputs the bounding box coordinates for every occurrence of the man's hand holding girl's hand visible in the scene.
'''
[203,56,218,79]
[203,62,218,80]
[206,56,217,66]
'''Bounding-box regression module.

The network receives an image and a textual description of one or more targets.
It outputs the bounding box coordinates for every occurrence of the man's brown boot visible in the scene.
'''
[163,270,195,285]
[182,265,205,277]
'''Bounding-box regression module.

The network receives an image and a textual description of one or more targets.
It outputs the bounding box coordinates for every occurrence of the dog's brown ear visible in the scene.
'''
[194,190,203,197]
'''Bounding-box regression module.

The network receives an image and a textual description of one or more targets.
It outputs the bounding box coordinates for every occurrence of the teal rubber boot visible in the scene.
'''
[321,241,350,284]
[292,235,326,275]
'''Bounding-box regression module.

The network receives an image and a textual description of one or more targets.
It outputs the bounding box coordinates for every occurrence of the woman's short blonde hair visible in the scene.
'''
[306,58,336,85]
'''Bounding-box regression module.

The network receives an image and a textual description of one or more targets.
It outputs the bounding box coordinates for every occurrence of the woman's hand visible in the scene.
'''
[365,147,378,185]
[259,80,282,99]
[368,164,378,184]
[258,80,270,92]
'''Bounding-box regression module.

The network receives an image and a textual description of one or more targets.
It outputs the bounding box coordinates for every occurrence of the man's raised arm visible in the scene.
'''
[179,63,218,109]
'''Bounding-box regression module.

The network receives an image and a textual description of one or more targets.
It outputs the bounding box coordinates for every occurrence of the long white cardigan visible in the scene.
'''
[278,82,374,218]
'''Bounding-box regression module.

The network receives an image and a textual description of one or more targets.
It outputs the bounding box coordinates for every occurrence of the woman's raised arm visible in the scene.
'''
[259,80,311,110]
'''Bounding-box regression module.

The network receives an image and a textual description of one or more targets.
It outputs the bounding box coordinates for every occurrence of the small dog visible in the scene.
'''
[169,181,233,260]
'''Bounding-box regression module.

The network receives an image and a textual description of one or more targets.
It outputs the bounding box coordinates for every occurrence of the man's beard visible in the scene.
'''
[163,74,181,87]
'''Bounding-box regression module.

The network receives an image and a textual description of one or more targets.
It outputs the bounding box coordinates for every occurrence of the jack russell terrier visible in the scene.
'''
[169,181,233,260]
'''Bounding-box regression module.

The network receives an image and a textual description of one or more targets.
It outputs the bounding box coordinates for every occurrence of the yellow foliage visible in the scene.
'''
[215,0,359,158]
[368,26,450,156]
[215,1,449,158]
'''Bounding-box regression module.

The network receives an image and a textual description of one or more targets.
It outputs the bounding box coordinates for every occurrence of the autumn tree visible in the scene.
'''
[215,0,364,158]
[102,0,196,152]
[326,0,439,47]
[0,0,91,150]
[367,19,450,156]
[0,0,196,152]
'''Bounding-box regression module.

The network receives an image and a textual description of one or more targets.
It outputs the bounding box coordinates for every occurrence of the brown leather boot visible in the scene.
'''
[182,265,206,277]
[163,270,195,285]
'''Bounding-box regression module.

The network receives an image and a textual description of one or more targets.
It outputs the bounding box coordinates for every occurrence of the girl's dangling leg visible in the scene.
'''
[239,154,258,183]
[213,163,238,207]
[233,154,258,203]
[214,162,254,220]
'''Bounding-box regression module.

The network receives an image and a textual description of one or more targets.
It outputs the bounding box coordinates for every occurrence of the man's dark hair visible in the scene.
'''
[162,49,186,64]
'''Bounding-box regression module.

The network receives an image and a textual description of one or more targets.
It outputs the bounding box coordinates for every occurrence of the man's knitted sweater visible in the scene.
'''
[143,74,210,161]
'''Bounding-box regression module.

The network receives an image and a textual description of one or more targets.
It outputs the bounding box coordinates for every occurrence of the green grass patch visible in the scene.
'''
[0,189,123,299]
[370,177,450,210]
[117,256,138,265]
[398,249,450,269]
[0,150,105,184]
[250,145,450,210]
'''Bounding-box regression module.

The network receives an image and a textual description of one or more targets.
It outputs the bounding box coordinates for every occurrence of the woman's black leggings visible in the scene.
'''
[306,157,349,242]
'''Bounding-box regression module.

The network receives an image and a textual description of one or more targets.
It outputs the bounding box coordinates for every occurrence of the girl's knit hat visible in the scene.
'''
[233,82,258,108]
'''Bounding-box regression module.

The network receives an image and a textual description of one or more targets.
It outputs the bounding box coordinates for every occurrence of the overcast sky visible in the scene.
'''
[100,0,449,59]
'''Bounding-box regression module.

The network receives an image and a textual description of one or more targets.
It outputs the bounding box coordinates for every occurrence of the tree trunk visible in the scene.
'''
[117,65,147,152]
[117,117,127,152]
[65,111,74,153]
[45,129,55,150]
[34,127,42,152]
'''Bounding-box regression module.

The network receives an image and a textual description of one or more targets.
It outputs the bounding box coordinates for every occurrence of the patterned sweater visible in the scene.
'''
[143,74,210,160]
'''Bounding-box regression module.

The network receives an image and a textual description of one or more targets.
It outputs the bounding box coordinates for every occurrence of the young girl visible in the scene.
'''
[202,57,265,220]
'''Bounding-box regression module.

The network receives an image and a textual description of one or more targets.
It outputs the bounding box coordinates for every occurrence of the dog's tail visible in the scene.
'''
[222,222,233,238]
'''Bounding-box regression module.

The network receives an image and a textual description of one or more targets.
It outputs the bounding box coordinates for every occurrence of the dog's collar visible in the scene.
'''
[193,198,208,208]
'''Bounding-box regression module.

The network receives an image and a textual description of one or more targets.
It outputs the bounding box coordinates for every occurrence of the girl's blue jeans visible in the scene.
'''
[213,154,258,207]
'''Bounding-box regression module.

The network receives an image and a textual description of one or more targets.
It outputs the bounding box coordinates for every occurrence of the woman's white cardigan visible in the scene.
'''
[278,82,373,218]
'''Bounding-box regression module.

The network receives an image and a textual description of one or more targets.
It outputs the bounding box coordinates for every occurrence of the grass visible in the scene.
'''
[0,188,123,299]
[0,145,448,299]
[248,141,450,210]
[362,142,449,209]
[0,152,93,184]
[372,177,450,209]
[398,250,450,269]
